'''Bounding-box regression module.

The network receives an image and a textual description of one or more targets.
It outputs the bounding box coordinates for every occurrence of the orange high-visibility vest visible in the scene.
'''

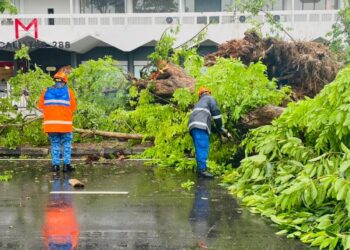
[38,86,76,133]
[43,205,79,249]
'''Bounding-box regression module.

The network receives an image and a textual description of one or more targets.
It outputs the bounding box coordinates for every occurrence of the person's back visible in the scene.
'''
[188,94,221,135]
[40,84,76,133]
[38,71,76,172]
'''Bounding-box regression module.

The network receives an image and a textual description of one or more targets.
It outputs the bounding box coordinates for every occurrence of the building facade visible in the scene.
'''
[0,0,341,81]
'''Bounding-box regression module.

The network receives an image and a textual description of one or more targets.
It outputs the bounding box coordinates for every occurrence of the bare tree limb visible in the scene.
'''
[73,128,151,140]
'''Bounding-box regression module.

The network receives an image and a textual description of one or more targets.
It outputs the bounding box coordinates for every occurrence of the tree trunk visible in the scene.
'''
[240,105,285,129]
[135,62,195,97]
[73,128,148,140]
[69,179,85,188]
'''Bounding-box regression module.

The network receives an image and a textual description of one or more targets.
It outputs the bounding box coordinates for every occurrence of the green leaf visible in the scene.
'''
[335,178,345,193]
[251,168,261,179]
[309,153,328,162]
[341,143,350,155]
[248,154,267,164]
[329,237,339,250]
[319,238,332,249]
[346,190,350,216]
[340,160,350,175]
[270,215,283,225]
[336,183,348,200]
[129,86,139,98]
[342,235,350,249]
[325,224,340,237]
[310,181,318,201]
[275,229,288,235]
[311,235,326,246]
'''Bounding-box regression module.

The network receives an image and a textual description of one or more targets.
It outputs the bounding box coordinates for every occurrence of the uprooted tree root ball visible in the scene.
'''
[206,31,341,97]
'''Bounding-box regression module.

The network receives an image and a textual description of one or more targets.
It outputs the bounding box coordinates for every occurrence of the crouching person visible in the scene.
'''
[38,71,77,172]
[188,87,229,178]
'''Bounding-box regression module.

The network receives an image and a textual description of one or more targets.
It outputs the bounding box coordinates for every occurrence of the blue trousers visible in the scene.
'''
[190,128,210,171]
[48,133,73,166]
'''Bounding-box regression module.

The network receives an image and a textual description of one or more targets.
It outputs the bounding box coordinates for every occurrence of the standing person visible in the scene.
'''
[188,87,230,178]
[38,71,76,172]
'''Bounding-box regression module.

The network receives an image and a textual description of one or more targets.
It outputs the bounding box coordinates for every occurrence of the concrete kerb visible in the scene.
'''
[0,143,150,159]
[0,158,152,170]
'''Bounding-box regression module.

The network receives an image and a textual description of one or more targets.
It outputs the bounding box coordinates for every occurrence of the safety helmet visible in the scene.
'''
[198,87,211,97]
[53,71,68,83]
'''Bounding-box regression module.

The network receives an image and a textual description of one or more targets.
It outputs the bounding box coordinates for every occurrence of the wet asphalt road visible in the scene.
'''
[0,161,310,250]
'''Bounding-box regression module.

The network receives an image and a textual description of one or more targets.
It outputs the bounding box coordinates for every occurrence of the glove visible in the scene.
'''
[221,128,232,139]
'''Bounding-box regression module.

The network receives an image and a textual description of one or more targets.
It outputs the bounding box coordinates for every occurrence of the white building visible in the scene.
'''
[0,0,341,79]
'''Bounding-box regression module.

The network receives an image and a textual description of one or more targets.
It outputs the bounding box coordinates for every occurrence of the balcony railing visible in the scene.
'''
[0,10,339,27]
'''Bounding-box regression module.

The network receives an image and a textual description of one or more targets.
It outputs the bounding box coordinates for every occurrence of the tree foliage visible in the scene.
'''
[196,58,288,124]
[148,27,180,66]
[328,0,350,63]
[0,57,130,147]
[147,25,207,71]
[0,0,17,13]
[110,58,287,174]
[0,67,53,148]
[225,65,350,249]
[14,45,31,61]
[69,56,130,130]
[236,0,294,40]
[237,0,266,15]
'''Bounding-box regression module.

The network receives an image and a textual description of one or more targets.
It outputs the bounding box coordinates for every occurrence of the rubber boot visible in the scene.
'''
[63,164,75,173]
[51,165,60,172]
[198,170,214,179]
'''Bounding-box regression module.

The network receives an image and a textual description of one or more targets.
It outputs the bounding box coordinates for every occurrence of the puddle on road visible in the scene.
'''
[0,162,310,250]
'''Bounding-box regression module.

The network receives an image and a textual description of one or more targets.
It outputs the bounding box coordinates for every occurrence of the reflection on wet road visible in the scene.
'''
[0,162,310,249]
[43,174,79,250]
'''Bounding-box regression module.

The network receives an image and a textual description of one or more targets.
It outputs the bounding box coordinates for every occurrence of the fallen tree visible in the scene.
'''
[206,31,341,97]
[239,105,285,129]
[73,128,147,140]
[226,65,350,250]
[1,108,282,141]
[135,61,195,98]
[0,119,148,140]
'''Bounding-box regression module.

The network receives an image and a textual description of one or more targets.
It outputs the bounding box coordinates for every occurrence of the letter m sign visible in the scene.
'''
[15,18,38,40]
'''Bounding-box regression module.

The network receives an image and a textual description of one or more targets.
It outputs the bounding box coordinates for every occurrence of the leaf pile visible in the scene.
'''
[225,65,350,249]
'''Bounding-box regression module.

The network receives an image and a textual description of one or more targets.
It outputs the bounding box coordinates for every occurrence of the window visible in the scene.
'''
[303,2,315,10]
[222,0,234,11]
[295,0,339,10]
[184,0,194,12]
[294,0,303,10]
[117,61,128,74]
[133,0,179,13]
[272,0,284,10]
[134,61,150,78]
[325,0,339,9]
[315,0,325,10]
[80,0,125,13]
[265,0,288,11]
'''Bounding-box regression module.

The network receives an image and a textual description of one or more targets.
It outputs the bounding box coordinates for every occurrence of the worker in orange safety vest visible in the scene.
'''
[38,71,76,172]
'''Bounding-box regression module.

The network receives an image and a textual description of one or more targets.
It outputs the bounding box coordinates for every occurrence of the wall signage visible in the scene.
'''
[0,18,71,49]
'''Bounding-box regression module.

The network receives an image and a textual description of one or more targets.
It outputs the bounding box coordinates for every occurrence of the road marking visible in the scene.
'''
[50,191,129,195]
